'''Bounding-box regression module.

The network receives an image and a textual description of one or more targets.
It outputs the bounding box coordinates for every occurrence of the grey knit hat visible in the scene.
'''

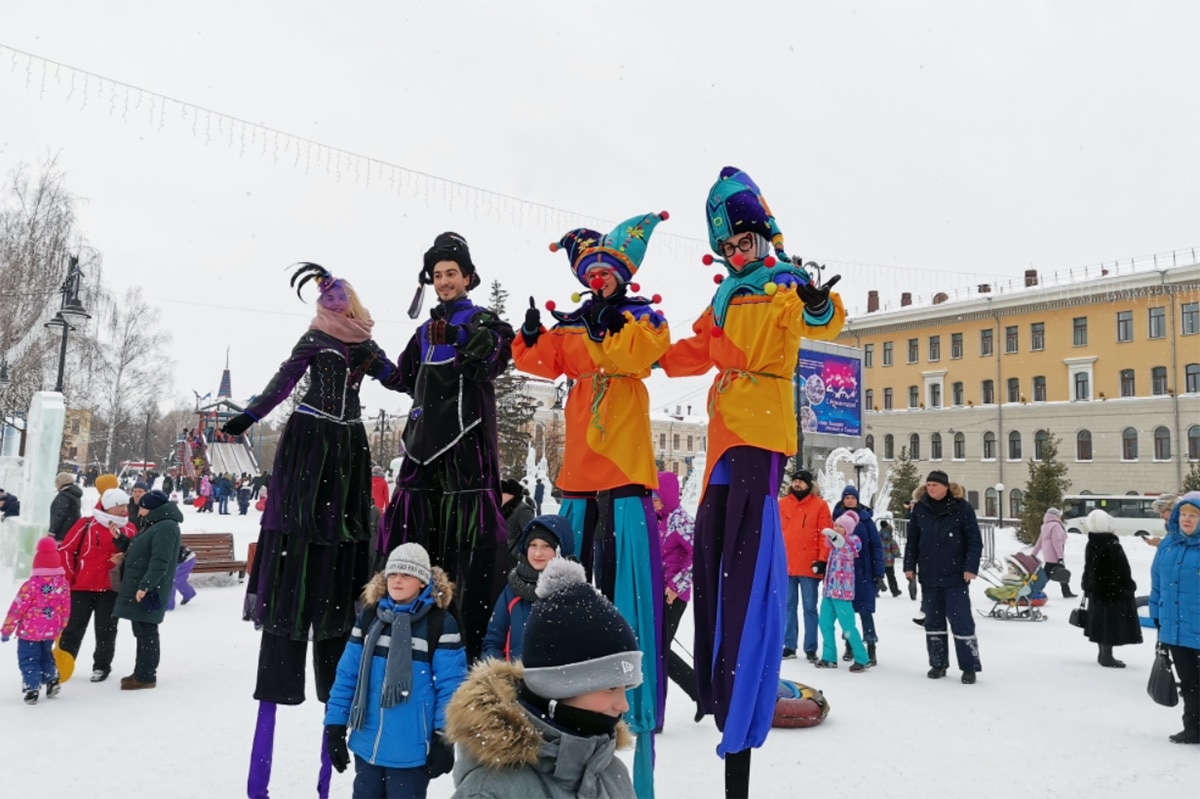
[384,543,432,586]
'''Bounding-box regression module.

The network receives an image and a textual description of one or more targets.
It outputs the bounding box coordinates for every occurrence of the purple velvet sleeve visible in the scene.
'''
[245,333,318,420]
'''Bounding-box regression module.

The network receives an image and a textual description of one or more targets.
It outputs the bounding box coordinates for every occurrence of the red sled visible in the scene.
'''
[193,496,207,509]
[255,497,266,512]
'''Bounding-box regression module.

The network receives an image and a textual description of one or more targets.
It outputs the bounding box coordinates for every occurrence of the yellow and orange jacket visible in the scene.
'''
[513,309,669,492]
[659,285,845,489]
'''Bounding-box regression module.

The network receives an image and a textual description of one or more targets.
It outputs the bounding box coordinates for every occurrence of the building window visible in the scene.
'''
[884,434,894,460]
[1183,302,1199,335]
[1074,372,1089,401]
[952,381,964,406]
[1010,489,1024,518]
[1077,430,1093,461]
[1008,431,1022,460]
[883,341,893,366]
[1188,425,1200,460]
[659,433,666,449]
[865,434,875,452]
[1031,322,1045,351]
[673,434,681,451]
[981,379,994,405]
[1034,429,1049,460]
[1151,366,1168,396]
[908,386,919,408]
[70,417,81,435]
[1073,316,1088,346]
[1005,325,1018,354]
[1148,306,1166,339]
[1007,377,1020,403]
[907,338,919,364]
[985,488,998,518]
[983,432,996,459]
[953,432,966,460]
[930,432,943,460]
[864,344,874,368]
[1120,369,1136,397]
[951,332,963,359]
[884,388,893,410]
[1186,363,1200,394]
[909,434,920,460]
[1117,310,1133,342]
[1122,427,1138,460]
[980,329,994,356]
[1033,375,1046,402]
[930,384,942,408]
[1154,426,1171,460]
[865,389,874,409]
[929,335,941,362]
[686,435,694,451]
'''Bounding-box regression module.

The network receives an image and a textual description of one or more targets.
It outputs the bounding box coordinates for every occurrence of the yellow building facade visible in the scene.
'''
[837,261,1200,516]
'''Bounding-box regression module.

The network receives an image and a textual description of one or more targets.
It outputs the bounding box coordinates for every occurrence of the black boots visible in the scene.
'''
[867,642,877,667]
[1169,729,1200,744]
[1098,645,1126,668]
[1062,586,1078,598]
[725,749,751,799]
[961,671,977,684]
[927,667,947,679]
[842,641,853,662]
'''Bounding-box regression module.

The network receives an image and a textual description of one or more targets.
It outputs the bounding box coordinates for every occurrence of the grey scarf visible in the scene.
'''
[348,600,432,731]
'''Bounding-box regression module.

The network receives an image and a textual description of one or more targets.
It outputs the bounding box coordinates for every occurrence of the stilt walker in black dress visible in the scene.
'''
[222,264,402,799]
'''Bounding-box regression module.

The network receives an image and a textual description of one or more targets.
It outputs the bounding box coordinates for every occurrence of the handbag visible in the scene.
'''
[1068,597,1088,629]
[1147,642,1179,707]
[109,561,123,593]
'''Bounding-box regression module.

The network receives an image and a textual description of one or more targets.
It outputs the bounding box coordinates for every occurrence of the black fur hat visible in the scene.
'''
[421,231,480,290]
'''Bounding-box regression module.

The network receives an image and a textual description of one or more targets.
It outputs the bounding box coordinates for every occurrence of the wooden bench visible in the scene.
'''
[182,533,248,581]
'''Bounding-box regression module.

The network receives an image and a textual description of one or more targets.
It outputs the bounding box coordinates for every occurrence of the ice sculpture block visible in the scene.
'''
[2,392,65,580]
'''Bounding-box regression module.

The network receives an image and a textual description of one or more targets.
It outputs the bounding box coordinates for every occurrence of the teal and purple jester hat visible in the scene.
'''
[550,211,670,288]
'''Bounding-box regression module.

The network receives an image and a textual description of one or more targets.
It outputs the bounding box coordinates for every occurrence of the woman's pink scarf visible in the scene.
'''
[310,305,374,343]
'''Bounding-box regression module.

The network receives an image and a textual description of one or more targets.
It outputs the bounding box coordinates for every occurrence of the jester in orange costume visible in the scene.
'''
[659,167,845,798]
[513,211,669,799]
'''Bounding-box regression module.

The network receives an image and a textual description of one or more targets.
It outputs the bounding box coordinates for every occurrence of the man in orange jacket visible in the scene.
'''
[779,470,832,662]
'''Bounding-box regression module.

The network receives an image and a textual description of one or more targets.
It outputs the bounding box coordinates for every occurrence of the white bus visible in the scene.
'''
[1062,494,1161,536]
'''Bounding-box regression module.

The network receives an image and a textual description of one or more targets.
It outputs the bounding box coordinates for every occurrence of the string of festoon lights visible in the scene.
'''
[4,43,1195,316]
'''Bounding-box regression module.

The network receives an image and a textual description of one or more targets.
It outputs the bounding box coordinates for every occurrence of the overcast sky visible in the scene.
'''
[2,1,1197,420]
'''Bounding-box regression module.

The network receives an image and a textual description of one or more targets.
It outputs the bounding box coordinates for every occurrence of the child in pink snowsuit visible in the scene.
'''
[816,512,870,672]
[2,537,71,704]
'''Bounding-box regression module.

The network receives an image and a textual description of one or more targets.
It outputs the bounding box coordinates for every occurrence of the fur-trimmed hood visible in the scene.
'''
[912,482,965,502]
[360,565,455,610]
[446,658,632,770]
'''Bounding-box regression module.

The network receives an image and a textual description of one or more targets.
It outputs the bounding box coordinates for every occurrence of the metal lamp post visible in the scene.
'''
[374,409,392,461]
[44,255,91,393]
[995,482,1005,527]
[0,359,9,454]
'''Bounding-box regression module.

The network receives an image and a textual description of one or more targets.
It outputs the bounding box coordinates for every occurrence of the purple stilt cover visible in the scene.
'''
[247,700,277,799]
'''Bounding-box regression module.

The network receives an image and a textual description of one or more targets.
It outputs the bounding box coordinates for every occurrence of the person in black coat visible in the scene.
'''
[903,470,983,683]
[48,473,83,541]
[500,479,536,560]
[0,489,20,518]
[1080,509,1142,668]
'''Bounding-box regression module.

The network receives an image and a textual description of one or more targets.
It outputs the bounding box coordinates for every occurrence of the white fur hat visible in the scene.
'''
[101,488,130,510]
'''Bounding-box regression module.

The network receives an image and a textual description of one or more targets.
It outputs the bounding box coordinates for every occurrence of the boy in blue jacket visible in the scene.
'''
[324,543,468,798]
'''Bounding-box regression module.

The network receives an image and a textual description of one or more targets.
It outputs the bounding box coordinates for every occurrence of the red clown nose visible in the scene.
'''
[590,277,605,290]
[731,253,746,268]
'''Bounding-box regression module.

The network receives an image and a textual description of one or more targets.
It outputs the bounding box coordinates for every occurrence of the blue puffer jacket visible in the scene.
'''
[1148,492,1200,650]
[324,569,468,769]
[902,483,982,588]
[833,489,885,613]
[482,515,577,662]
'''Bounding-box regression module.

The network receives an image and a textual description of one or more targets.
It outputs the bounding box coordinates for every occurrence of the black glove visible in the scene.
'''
[423,733,455,778]
[428,319,463,346]
[325,725,350,774]
[797,281,832,317]
[875,577,888,593]
[604,307,628,334]
[221,413,255,437]
[907,576,918,600]
[523,297,542,334]
[812,560,826,577]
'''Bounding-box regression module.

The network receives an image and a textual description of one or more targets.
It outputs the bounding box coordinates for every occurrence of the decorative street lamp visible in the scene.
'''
[995,482,1005,527]
[44,255,91,393]
[0,358,9,454]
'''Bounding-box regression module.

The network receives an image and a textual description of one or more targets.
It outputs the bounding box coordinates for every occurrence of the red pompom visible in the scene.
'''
[711,327,724,338]
[545,300,557,312]
[763,256,777,268]
[549,242,560,253]
[590,277,605,290]
[731,253,746,268]
[713,274,724,285]
[659,210,670,221]
[651,293,662,304]
[701,254,714,266]
[630,282,641,293]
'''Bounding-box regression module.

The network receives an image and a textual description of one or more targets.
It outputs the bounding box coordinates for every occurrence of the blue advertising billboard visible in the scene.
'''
[797,349,862,437]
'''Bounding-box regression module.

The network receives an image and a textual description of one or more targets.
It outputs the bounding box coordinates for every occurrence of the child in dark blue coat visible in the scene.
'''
[481,515,575,662]
[324,543,468,799]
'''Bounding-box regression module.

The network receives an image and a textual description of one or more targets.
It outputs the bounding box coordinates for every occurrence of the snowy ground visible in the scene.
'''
[1,492,1193,798]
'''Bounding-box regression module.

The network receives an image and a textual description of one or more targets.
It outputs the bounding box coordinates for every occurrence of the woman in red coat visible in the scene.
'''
[56,488,138,682]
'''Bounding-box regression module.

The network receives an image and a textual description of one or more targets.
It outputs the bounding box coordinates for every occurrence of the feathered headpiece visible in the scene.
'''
[289,262,338,301]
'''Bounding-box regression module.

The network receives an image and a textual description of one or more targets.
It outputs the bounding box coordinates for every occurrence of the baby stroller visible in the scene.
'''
[981,552,1049,621]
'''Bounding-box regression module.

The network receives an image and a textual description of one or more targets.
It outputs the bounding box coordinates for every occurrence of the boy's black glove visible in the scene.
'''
[325,725,350,773]
[424,732,455,778]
